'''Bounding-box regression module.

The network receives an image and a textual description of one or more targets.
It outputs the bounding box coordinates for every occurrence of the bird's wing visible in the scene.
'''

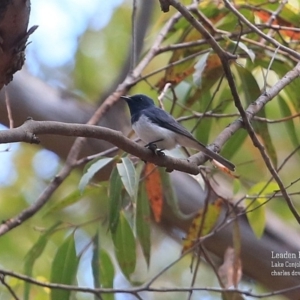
[147,107,201,142]
[147,107,235,171]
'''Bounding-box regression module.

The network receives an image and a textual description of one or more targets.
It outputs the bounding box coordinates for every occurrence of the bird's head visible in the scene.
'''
[121,94,155,116]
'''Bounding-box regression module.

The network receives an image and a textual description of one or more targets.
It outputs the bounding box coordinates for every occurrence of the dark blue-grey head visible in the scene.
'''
[121,94,155,117]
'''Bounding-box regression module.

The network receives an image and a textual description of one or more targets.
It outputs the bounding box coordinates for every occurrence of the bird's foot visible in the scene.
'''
[145,142,165,156]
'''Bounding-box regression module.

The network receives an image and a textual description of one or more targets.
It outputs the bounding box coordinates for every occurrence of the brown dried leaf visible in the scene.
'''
[218,247,242,289]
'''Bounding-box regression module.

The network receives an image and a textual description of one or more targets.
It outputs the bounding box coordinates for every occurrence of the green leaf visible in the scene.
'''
[136,183,151,267]
[245,198,266,239]
[92,233,115,300]
[278,95,300,153]
[194,90,213,146]
[24,222,61,300]
[109,167,123,233]
[50,234,79,300]
[134,161,145,200]
[117,157,136,199]
[79,157,113,193]
[245,181,279,238]
[235,64,277,167]
[221,129,247,160]
[247,181,279,196]
[44,187,99,216]
[233,178,241,195]
[99,250,115,293]
[159,168,194,220]
[112,212,136,280]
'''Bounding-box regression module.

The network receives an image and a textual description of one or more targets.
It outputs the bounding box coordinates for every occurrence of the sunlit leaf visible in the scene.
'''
[109,166,123,233]
[245,181,279,238]
[50,234,79,300]
[136,182,151,267]
[117,157,136,200]
[247,181,279,197]
[79,157,113,193]
[245,198,266,239]
[182,198,223,253]
[112,212,136,280]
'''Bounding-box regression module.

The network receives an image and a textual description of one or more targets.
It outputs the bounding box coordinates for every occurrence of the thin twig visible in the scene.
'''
[0,8,190,237]
[167,0,300,224]
[0,274,20,300]
[0,267,299,298]
[223,0,300,60]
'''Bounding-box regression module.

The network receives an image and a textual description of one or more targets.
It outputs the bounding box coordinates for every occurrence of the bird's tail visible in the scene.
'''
[202,147,235,171]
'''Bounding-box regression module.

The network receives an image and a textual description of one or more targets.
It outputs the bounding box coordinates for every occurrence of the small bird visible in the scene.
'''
[121,94,235,171]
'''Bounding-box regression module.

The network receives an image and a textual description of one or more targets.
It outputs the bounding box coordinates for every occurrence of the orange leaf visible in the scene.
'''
[144,163,163,223]
[182,198,223,253]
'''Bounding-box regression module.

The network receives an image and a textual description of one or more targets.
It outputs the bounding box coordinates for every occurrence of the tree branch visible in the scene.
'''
[0,119,201,174]
[166,0,300,224]
[0,6,194,237]
[0,267,299,298]
[223,0,300,60]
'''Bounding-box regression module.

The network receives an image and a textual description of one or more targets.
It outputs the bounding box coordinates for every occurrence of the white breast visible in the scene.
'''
[132,114,177,150]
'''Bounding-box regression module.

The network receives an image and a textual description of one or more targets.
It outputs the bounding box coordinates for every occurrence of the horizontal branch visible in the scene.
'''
[0,119,201,175]
[0,267,299,298]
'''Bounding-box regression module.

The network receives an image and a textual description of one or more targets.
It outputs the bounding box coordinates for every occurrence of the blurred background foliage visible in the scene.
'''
[1,0,300,299]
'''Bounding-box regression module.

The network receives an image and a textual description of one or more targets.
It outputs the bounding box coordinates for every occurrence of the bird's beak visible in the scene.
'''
[120,95,130,101]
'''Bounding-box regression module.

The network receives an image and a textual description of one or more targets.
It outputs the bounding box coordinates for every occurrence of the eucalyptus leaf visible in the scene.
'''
[50,234,79,300]
[79,157,113,193]
[117,157,136,200]
[112,212,136,280]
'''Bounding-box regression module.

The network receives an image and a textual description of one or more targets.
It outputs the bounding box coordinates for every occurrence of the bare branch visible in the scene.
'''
[0,119,201,175]
[0,274,20,300]
[0,6,196,237]
[0,267,299,298]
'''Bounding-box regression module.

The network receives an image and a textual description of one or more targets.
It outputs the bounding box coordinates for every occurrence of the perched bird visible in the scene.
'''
[121,94,235,171]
